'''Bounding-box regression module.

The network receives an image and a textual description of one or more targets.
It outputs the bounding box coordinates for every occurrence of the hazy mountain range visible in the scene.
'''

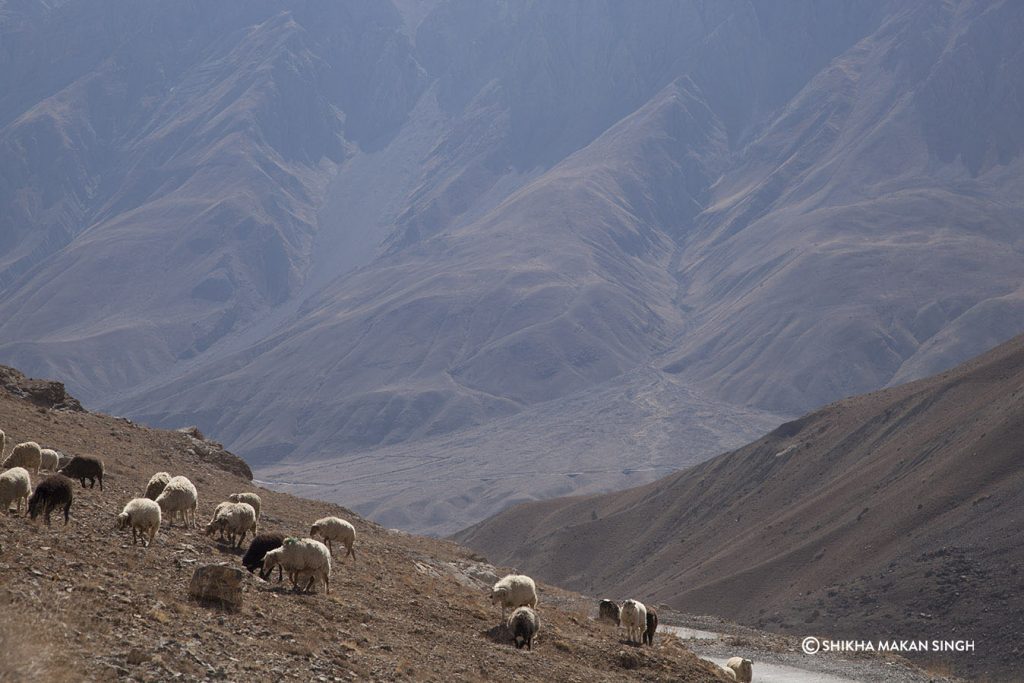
[1,0,1022,533]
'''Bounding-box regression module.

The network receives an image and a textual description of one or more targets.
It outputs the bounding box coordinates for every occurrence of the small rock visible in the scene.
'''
[127,648,151,665]
[188,563,245,610]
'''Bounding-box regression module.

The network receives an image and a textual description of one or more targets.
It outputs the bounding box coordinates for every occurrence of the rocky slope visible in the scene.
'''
[0,365,735,682]
[456,333,1024,681]
[1,1,1023,534]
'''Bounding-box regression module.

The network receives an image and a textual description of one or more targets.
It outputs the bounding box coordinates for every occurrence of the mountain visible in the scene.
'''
[455,332,1024,681]
[1,0,1023,534]
[0,364,734,682]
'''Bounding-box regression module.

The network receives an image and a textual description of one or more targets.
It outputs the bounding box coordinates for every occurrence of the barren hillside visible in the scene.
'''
[456,333,1024,681]
[0,365,729,682]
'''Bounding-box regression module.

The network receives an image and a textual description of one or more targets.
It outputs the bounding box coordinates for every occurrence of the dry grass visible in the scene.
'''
[0,618,76,682]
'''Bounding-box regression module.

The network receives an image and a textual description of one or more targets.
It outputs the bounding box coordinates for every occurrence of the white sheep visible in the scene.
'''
[620,599,647,645]
[309,516,356,559]
[227,492,261,521]
[205,502,257,548]
[205,501,232,540]
[145,471,171,500]
[116,498,162,546]
[261,537,331,594]
[725,657,753,682]
[0,467,31,515]
[508,606,539,650]
[490,574,538,621]
[38,448,60,472]
[154,475,198,527]
[3,441,41,475]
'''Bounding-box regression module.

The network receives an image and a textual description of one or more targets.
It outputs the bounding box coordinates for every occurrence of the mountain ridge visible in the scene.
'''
[2,0,1023,535]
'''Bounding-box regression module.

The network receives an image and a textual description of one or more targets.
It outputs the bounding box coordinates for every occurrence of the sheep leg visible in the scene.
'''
[132,527,138,544]
[62,500,70,524]
[347,544,355,560]
[98,474,103,491]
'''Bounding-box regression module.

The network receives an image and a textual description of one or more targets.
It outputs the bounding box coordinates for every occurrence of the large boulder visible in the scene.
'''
[188,563,245,610]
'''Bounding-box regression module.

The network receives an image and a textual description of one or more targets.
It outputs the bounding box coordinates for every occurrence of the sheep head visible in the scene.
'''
[260,548,283,580]
[489,587,508,605]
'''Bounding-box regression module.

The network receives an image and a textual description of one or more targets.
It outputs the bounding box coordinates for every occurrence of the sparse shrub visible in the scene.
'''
[618,650,642,669]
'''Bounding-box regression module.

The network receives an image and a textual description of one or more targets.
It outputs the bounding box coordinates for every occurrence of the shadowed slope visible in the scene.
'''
[456,332,1024,680]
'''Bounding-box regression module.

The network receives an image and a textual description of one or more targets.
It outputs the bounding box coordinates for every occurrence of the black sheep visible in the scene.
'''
[244,532,285,581]
[28,475,73,526]
[643,606,658,646]
[598,599,620,625]
[58,455,104,490]
[509,607,539,650]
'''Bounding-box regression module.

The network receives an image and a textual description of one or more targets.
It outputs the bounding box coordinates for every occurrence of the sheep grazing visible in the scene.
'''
[39,448,60,472]
[508,606,539,650]
[261,537,331,594]
[154,475,198,527]
[58,455,104,490]
[309,516,356,559]
[242,532,286,579]
[490,574,538,621]
[0,467,31,515]
[117,498,161,546]
[205,502,257,548]
[227,492,261,521]
[598,599,620,625]
[145,471,171,500]
[28,475,73,526]
[725,657,753,682]
[3,441,42,475]
[643,606,658,646]
[206,501,232,540]
[620,599,647,645]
